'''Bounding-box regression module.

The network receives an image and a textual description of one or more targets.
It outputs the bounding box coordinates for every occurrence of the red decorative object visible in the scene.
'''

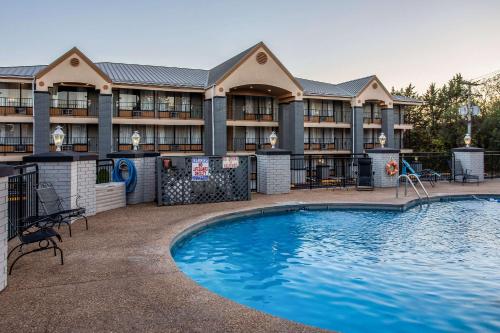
[385,160,399,176]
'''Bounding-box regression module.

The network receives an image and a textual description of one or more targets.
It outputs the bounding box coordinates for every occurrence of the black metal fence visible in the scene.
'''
[249,155,257,192]
[96,159,114,184]
[485,151,500,178]
[291,154,365,189]
[157,156,250,205]
[399,152,452,181]
[8,164,39,240]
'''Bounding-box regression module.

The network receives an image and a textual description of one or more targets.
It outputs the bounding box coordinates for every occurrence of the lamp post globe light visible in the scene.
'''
[269,131,278,149]
[464,133,472,147]
[379,132,387,148]
[52,125,65,152]
[131,131,141,151]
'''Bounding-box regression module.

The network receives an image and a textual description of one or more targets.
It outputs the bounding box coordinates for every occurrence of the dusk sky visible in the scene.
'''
[1,0,499,92]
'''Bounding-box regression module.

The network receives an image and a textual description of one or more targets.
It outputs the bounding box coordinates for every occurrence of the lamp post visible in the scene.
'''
[131,131,141,151]
[379,132,386,148]
[464,133,472,148]
[52,125,65,152]
[269,131,277,149]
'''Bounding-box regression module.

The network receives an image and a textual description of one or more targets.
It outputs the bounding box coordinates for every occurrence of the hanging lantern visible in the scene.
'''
[131,131,141,150]
[52,125,65,152]
[269,131,278,149]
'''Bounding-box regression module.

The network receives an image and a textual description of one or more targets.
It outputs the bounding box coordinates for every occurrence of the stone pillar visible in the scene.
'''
[381,108,395,148]
[203,96,227,156]
[352,106,364,154]
[278,101,304,155]
[256,149,291,194]
[98,94,113,158]
[23,152,98,216]
[451,147,484,182]
[0,165,14,292]
[33,91,50,154]
[366,148,400,188]
[107,151,160,204]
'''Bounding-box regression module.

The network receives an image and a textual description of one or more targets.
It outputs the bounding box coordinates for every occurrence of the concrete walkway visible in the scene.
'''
[1,180,499,332]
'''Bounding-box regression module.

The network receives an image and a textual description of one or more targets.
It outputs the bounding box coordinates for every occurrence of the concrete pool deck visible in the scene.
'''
[1,179,499,332]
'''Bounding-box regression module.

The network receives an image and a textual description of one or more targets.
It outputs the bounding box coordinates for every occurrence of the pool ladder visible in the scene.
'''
[396,174,430,204]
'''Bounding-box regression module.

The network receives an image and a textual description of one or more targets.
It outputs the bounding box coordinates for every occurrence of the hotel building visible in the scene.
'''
[0,42,420,161]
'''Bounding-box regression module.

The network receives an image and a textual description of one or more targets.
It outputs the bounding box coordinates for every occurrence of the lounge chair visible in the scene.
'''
[36,183,88,237]
[356,158,374,191]
[402,159,441,187]
[8,215,63,274]
[448,159,480,185]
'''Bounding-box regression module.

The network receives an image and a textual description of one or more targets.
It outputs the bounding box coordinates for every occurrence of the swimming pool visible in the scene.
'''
[172,199,500,333]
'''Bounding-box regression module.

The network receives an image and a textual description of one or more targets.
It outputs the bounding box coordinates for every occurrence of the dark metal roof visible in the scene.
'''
[0,65,45,78]
[206,43,259,87]
[95,62,208,88]
[334,75,376,96]
[392,94,423,104]
[296,78,353,98]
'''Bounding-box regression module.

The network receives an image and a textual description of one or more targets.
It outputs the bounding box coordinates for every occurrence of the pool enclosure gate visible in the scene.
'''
[156,156,251,205]
[8,164,39,239]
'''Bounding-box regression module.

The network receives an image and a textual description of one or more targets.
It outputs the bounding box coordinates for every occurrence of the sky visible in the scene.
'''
[1,0,499,92]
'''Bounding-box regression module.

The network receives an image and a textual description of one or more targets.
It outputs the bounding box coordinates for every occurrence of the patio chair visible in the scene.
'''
[8,215,63,274]
[448,159,480,185]
[36,183,88,237]
[356,158,374,191]
[402,159,441,187]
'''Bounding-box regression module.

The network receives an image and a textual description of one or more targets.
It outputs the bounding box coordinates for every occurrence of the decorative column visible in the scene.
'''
[256,149,291,194]
[366,148,400,187]
[23,152,98,216]
[203,96,227,156]
[451,147,484,182]
[0,164,14,292]
[352,106,364,154]
[98,93,113,158]
[107,151,160,204]
[33,91,51,154]
[278,101,304,154]
[381,108,395,148]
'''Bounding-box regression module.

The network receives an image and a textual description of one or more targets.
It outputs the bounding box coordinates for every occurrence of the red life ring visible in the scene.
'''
[386,160,399,176]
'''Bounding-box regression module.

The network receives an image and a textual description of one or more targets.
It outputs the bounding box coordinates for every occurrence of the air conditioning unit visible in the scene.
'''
[15,107,26,114]
[14,144,27,152]
[62,108,73,116]
[320,143,327,149]
[171,144,180,151]
[132,110,142,117]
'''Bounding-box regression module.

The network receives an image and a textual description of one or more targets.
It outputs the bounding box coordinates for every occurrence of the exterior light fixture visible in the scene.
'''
[269,131,278,149]
[464,133,472,147]
[131,131,141,150]
[379,132,387,148]
[52,125,65,152]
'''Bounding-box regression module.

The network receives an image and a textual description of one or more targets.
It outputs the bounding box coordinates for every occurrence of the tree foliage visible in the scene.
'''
[392,73,500,151]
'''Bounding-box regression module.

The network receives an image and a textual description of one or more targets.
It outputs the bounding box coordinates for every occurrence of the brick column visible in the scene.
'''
[451,147,484,182]
[366,148,400,188]
[0,165,14,292]
[203,96,227,156]
[256,149,291,194]
[33,91,50,154]
[23,152,98,217]
[98,94,113,158]
[108,151,160,204]
[278,101,304,154]
[352,106,364,154]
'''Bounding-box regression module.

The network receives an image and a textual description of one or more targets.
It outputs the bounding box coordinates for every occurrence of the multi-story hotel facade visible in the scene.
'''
[0,42,420,162]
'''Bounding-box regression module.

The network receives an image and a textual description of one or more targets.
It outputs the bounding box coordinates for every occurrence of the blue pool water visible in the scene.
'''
[172,200,500,333]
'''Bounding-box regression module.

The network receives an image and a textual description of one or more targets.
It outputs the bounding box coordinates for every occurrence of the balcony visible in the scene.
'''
[229,137,271,151]
[304,138,352,151]
[363,116,382,125]
[303,110,351,123]
[157,137,203,152]
[363,139,381,150]
[50,137,98,152]
[114,102,203,119]
[50,99,98,117]
[0,137,33,153]
[0,98,33,116]
[229,107,276,122]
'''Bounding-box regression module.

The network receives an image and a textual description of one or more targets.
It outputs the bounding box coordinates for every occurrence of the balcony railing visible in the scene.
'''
[114,102,203,119]
[229,107,276,122]
[112,137,203,152]
[363,139,381,149]
[394,113,410,125]
[0,98,33,116]
[304,138,352,151]
[0,137,33,153]
[303,110,352,123]
[49,137,98,152]
[50,99,98,117]
[363,116,382,125]
[229,137,271,151]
